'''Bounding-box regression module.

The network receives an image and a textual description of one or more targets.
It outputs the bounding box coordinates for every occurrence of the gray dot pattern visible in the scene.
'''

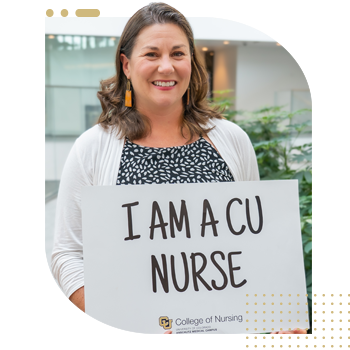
[116,137,235,185]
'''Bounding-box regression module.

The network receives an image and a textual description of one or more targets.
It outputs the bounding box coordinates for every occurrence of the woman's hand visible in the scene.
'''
[271,328,307,334]
[69,286,85,312]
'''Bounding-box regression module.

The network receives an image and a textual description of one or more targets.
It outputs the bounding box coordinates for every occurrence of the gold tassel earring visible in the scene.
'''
[186,87,190,105]
[125,79,132,107]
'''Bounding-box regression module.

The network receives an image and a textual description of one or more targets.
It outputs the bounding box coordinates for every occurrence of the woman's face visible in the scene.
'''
[121,23,192,112]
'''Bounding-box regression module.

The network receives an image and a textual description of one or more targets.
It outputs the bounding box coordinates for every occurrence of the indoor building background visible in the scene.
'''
[45,17,311,265]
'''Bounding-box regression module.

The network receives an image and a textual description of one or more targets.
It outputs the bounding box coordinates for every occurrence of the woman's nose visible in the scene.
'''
[158,56,174,75]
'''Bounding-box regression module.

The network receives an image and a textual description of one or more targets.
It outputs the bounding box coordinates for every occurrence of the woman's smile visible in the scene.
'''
[152,80,177,90]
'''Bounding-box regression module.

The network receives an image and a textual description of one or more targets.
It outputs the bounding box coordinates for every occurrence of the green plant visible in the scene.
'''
[210,89,239,121]
[210,92,312,332]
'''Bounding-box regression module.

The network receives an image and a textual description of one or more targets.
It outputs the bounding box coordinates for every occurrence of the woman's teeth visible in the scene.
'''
[153,81,176,87]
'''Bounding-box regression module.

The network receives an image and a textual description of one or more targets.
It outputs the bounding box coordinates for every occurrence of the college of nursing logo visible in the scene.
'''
[159,316,172,330]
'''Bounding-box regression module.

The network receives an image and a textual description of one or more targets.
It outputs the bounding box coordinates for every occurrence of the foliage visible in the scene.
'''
[209,89,239,121]
[210,91,312,332]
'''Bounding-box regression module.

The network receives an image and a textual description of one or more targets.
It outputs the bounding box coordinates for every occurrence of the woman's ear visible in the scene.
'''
[120,54,130,79]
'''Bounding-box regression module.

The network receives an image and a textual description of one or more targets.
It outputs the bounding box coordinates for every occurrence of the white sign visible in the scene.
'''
[82,180,309,334]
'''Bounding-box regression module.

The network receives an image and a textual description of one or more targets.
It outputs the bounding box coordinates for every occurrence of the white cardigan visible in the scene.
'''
[51,118,260,298]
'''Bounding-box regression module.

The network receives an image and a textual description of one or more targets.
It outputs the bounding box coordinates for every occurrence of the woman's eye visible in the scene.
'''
[145,52,184,58]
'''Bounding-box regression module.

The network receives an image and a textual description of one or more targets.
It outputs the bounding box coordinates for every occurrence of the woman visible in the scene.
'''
[51,2,306,335]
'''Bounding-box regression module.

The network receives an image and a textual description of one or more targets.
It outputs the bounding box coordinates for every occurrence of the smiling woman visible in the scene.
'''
[96,3,223,146]
[50,2,305,336]
[119,23,192,127]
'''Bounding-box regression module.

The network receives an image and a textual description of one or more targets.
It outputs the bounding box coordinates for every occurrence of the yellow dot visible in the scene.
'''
[272,303,274,305]
[314,294,317,297]
[272,319,274,322]
[263,319,266,322]
[255,319,257,322]
[297,319,300,322]
[254,311,257,314]
[289,319,291,322]
[314,328,317,331]
[314,302,317,305]
[280,302,283,305]
[254,328,257,331]
[331,294,334,297]
[246,336,249,339]
[323,294,325,297]
[280,311,283,314]
[280,294,283,297]
[263,302,266,305]
[306,320,308,322]
[246,311,249,313]
[272,328,274,331]
[46,9,53,17]
[280,319,283,322]
[254,303,257,305]
[272,294,274,297]
[246,320,249,322]
[246,328,249,330]
[297,302,300,305]
[289,294,291,297]
[289,311,291,314]
[246,294,249,297]
[255,294,257,297]
[340,294,342,297]
[340,303,343,305]
[60,9,69,17]
[263,311,266,314]
[263,294,266,297]
[306,311,308,313]
[306,294,308,297]
[246,303,249,305]
[289,302,291,305]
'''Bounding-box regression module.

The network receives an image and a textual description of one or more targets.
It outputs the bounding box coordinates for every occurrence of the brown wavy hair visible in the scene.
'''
[96,2,223,141]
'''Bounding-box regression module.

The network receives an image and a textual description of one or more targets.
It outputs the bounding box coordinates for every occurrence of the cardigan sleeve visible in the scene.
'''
[51,138,92,299]
[207,118,260,181]
[240,129,260,181]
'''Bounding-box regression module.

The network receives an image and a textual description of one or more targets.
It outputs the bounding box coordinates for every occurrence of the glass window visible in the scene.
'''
[45,34,119,136]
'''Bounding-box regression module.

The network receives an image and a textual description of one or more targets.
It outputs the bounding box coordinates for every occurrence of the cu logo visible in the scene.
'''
[159,316,172,330]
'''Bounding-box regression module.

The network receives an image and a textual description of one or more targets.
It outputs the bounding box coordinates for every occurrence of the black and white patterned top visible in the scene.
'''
[116,136,235,185]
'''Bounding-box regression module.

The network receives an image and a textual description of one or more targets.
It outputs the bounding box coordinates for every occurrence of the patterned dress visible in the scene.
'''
[116,136,234,185]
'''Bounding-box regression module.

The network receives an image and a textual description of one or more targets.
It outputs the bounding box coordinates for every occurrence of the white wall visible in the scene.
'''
[235,46,310,112]
[213,46,237,97]
[210,44,310,115]
[235,45,311,144]
[46,139,75,180]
